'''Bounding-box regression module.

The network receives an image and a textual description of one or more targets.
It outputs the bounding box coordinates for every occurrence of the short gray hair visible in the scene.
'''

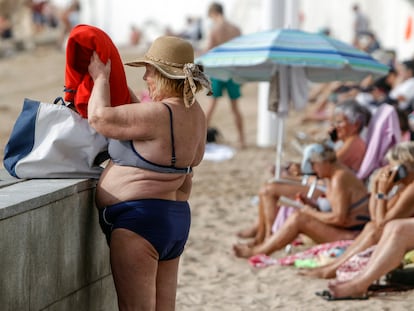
[333,99,371,133]
[309,143,337,163]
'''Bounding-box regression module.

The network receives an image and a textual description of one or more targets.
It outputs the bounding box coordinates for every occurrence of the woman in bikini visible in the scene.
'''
[237,99,370,246]
[88,36,211,310]
[233,143,370,258]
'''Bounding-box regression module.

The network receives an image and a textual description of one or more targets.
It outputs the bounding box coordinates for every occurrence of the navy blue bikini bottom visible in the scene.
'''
[99,199,191,261]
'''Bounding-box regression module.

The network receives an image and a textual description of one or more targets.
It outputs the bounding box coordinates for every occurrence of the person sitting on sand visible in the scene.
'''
[233,143,370,258]
[301,141,414,279]
[327,99,370,172]
[322,217,414,300]
[237,99,370,245]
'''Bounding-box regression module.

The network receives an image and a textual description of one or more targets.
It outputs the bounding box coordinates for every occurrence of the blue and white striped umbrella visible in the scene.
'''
[197,28,390,179]
[197,28,389,179]
[196,28,389,83]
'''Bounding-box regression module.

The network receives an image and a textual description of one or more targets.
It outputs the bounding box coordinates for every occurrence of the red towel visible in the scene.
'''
[64,24,131,118]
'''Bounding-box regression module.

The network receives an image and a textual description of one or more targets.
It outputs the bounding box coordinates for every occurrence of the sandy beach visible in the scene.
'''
[1,45,413,310]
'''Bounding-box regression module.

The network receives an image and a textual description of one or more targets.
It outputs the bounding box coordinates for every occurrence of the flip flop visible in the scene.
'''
[315,290,369,301]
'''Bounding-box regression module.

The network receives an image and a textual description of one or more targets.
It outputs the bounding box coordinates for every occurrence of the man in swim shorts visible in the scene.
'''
[204,2,245,148]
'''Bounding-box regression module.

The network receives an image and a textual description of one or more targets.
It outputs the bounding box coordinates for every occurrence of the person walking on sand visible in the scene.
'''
[204,2,245,148]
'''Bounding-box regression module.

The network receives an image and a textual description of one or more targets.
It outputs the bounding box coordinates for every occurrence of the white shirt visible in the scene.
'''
[389,77,414,110]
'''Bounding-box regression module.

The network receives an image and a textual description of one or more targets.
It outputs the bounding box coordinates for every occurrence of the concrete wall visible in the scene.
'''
[0,170,118,311]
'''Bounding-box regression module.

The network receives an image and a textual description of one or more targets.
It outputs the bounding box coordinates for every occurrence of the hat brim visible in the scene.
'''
[125,58,186,80]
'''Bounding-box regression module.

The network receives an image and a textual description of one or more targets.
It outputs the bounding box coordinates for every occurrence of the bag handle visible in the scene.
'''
[53,96,80,114]
[53,97,67,106]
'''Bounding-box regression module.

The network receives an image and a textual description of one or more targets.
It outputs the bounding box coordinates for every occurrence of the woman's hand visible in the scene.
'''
[301,204,317,215]
[88,51,111,82]
[296,192,318,209]
[373,165,397,195]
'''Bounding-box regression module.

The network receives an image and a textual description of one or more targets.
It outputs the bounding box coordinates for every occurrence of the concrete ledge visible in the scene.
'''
[0,177,97,220]
[0,169,117,311]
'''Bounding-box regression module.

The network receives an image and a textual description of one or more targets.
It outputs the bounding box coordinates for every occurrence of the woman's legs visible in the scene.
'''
[110,228,159,311]
[301,221,381,279]
[233,209,358,258]
[156,258,180,311]
[259,184,280,242]
[237,181,313,244]
[329,218,414,298]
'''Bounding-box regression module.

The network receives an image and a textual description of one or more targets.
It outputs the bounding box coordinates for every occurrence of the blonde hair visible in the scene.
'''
[150,66,204,101]
[386,141,414,171]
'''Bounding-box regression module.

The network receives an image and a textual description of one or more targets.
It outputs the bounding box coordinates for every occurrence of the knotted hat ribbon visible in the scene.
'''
[183,63,212,108]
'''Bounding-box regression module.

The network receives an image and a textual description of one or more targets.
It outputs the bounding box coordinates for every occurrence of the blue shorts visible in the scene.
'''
[99,199,191,261]
[211,78,241,100]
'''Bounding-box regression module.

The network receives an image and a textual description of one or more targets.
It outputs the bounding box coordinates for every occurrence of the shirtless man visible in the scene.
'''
[204,2,245,148]
[233,144,370,258]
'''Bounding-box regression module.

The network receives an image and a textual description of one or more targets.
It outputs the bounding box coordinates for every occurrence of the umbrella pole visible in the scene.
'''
[275,115,285,179]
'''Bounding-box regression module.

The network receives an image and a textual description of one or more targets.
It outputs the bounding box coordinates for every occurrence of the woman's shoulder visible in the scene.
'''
[348,134,366,149]
[333,166,365,187]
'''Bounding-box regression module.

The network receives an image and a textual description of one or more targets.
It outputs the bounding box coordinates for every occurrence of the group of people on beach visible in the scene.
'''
[71,1,414,306]
[232,50,414,299]
[9,0,414,308]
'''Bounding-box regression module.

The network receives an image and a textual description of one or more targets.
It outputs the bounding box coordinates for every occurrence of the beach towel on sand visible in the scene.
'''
[336,245,376,282]
[248,240,353,268]
[277,240,353,267]
[64,24,131,117]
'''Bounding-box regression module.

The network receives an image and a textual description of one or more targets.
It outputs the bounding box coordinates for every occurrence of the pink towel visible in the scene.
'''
[357,104,401,180]
[272,205,296,234]
[336,245,376,282]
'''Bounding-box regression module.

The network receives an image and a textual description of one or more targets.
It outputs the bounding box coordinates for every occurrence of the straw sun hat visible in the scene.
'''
[125,36,211,106]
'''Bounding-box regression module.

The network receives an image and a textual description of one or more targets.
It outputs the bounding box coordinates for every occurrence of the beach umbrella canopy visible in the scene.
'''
[196,28,390,178]
[196,28,389,84]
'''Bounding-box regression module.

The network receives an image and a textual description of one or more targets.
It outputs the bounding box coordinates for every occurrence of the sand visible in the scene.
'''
[1,45,413,311]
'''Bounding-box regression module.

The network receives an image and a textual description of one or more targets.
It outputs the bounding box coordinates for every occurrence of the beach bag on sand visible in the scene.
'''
[3,97,108,179]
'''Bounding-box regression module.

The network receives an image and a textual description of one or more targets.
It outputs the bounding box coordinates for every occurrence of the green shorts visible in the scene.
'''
[211,78,241,100]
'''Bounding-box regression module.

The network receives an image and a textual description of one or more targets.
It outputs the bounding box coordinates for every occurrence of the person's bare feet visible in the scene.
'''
[327,279,368,299]
[233,243,254,258]
[236,226,257,239]
[298,265,336,279]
